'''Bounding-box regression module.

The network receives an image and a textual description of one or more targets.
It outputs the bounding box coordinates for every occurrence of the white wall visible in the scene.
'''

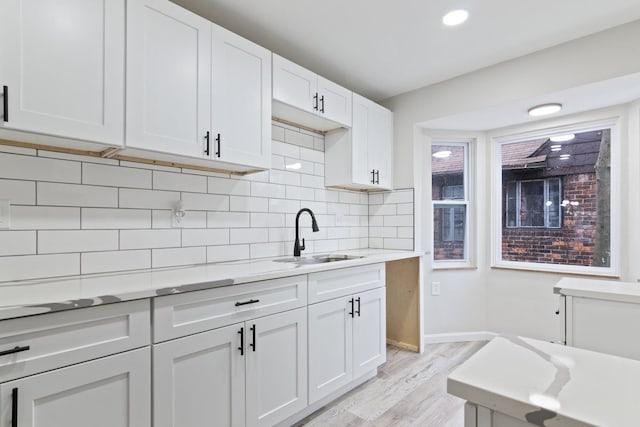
[384,19,640,342]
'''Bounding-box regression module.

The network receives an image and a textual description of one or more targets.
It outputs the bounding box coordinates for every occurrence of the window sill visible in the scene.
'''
[491,264,619,278]
[432,264,478,271]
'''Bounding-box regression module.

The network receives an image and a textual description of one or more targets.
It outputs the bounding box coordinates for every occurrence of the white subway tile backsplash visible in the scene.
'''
[0,122,412,282]
[182,193,229,211]
[153,171,207,193]
[82,250,150,274]
[11,206,80,230]
[208,212,250,228]
[230,196,268,212]
[207,244,250,263]
[83,163,152,188]
[0,180,35,205]
[251,182,286,199]
[39,230,118,254]
[182,229,229,247]
[119,188,179,209]
[152,210,207,229]
[152,247,206,268]
[383,238,414,250]
[272,141,300,158]
[120,229,181,250]
[0,253,79,281]
[38,182,117,207]
[0,231,36,256]
[82,208,151,229]
[0,153,80,183]
[384,215,413,227]
[300,147,324,163]
[208,177,251,196]
[230,228,269,244]
[250,213,285,228]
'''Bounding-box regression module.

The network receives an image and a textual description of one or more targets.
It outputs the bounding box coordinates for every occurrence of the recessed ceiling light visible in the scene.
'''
[432,150,452,159]
[550,134,575,142]
[528,103,562,117]
[442,9,469,26]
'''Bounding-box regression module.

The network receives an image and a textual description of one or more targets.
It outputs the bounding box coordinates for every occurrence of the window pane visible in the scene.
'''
[520,181,545,227]
[434,204,466,261]
[432,145,465,201]
[501,128,611,268]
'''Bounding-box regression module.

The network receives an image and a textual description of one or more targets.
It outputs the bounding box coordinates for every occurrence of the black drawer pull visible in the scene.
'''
[348,298,354,318]
[250,324,256,352]
[356,297,361,317]
[238,327,244,356]
[235,299,260,307]
[0,345,30,357]
[2,85,7,122]
[11,387,18,427]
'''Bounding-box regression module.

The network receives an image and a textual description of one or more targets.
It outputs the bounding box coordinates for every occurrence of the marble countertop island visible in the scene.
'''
[0,249,422,320]
[448,335,640,426]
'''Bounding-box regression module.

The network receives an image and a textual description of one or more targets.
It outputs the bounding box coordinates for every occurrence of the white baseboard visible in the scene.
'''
[423,331,497,344]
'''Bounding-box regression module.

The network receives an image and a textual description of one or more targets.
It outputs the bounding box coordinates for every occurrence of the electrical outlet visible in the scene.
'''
[431,281,441,296]
[0,199,11,229]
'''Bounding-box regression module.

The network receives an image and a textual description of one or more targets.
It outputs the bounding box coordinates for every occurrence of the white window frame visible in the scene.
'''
[506,177,562,228]
[491,118,620,276]
[432,140,472,267]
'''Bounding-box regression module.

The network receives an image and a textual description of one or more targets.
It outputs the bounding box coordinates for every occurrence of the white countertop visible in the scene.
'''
[554,277,640,304]
[0,249,422,320]
[448,335,640,427]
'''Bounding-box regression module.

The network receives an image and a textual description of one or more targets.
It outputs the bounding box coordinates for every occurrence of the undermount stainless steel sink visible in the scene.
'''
[274,254,364,264]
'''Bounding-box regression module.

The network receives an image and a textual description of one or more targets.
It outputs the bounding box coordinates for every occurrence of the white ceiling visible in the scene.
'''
[173,0,640,101]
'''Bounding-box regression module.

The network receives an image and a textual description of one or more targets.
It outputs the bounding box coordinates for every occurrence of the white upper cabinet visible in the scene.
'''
[272,54,351,130]
[210,24,271,169]
[126,0,211,158]
[0,0,125,145]
[325,93,393,190]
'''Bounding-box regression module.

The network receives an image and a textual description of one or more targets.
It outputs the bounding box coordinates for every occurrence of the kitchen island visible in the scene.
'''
[448,335,640,426]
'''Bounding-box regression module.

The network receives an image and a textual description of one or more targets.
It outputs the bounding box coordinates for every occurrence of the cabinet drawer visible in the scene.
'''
[308,264,385,304]
[153,275,307,342]
[0,299,150,383]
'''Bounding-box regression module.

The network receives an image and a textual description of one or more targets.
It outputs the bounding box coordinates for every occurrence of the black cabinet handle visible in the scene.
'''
[555,309,560,315]
[0,345,30,357]
[371,169,376,184]
[250,325,256,352]
[215,133,221,158]
[235,299,260,307]
[348,298,354,318]
[320,95,325,113]
[356,297,361,317]
[313,92,318,111]
[2,85,7,122]
[11,387,18,427]
[204,131,210,156]
[238,327,244,355]
[375,170,380,184]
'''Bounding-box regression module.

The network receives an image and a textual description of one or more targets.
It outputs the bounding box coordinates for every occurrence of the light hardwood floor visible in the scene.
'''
[295,341,487,427]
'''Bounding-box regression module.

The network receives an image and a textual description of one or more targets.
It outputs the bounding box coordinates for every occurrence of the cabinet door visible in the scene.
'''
[317,76,352,127]
[368,102,393,189]
[126,0,211,157]
[353,287,386,378]
[153,324,245,427]
[272,54,317,114]
[0,348,150,427]
[0,0,125,145]
[308,297,353,404]
[246,308,307,427]
[351,94,373,186]
[211,25,271,169]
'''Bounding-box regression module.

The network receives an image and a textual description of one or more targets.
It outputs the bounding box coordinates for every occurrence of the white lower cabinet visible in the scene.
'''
[153,307,307,427]
[308,287,386,404]
[1,347,150,427]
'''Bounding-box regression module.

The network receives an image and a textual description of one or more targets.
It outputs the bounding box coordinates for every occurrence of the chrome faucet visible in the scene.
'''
[294,208,319,257]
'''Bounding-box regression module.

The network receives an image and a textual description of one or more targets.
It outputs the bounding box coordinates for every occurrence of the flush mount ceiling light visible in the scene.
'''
[432,150,452,158]
[550,134,575,142]
[442,9,469,26]
[528,103,562,117]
